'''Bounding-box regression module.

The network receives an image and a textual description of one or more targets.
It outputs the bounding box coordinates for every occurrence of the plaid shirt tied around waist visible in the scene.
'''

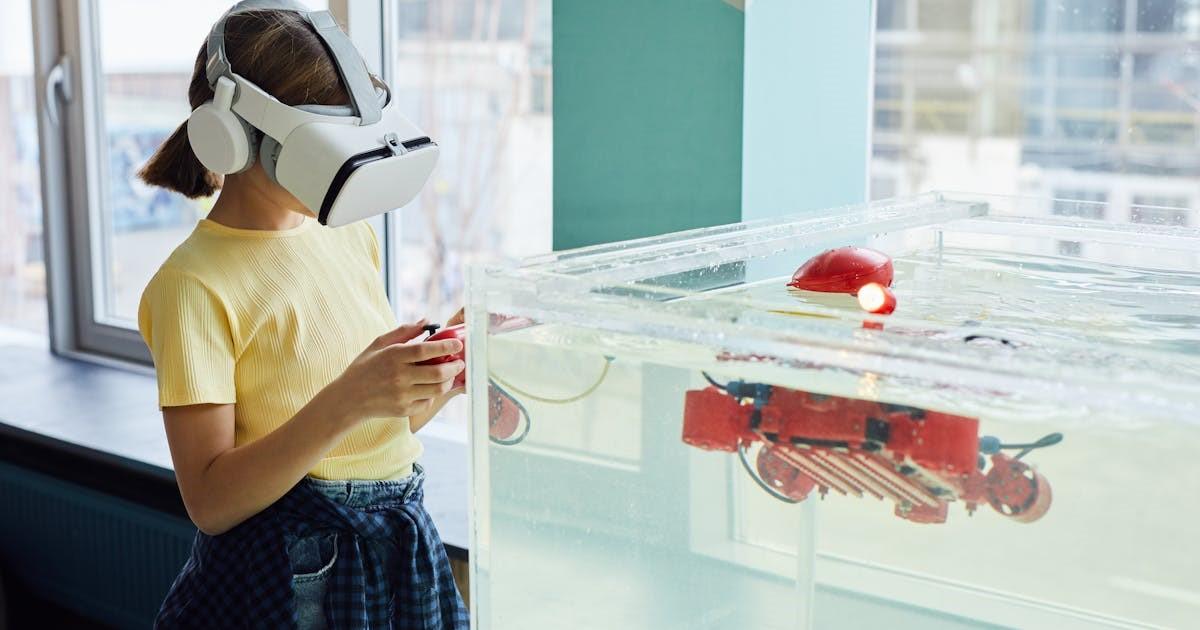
[155,468,469,629]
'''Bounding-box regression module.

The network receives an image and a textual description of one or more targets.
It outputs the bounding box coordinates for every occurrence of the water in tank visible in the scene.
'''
[463,193,1200,629]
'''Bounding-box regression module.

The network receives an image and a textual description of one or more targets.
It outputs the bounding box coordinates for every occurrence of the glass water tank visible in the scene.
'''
[464,193,1200,630]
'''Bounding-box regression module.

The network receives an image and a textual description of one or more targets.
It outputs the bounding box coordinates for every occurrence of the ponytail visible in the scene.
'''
[137,120,221,199]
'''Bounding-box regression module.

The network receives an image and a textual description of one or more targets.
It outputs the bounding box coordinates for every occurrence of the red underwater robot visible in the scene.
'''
[789,247,894,294]
[790,246,900,317]
[682,375,1060,524]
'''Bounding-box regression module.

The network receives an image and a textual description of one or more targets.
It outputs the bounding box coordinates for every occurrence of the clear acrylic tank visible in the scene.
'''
[464,193,1200,630]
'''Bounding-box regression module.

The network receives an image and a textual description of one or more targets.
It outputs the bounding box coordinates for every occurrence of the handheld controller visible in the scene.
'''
[416,323,528,442]
[418,324,466,388]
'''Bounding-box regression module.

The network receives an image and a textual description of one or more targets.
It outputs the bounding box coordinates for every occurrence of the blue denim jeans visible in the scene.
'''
[289,465,425,630]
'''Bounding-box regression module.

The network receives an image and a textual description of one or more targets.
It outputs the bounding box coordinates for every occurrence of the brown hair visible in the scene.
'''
[138,10,354,198]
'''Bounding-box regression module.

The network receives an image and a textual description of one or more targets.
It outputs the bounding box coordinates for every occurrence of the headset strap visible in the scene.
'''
[302,11,381,124]
[205,0,381,125]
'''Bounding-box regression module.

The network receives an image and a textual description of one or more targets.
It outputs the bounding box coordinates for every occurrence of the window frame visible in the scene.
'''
[34,0,390,366]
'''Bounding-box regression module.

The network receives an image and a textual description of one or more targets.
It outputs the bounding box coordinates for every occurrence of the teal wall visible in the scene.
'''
[742,1,872,221]
[552,0,745,249]
[742,0,873,284]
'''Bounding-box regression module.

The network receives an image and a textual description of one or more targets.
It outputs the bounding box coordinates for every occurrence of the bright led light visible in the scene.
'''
[857,283,897,314]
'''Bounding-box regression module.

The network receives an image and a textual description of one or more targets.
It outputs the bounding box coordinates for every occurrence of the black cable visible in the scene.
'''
[963,334,1016,347]
[702,371,727,391]
[738,443,800,504]
[1008,432,1063,460]
[999,432,1063,451]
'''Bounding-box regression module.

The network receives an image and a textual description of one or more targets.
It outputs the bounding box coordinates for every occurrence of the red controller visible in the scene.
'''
[418,324,466,388]
[418,323,529,443]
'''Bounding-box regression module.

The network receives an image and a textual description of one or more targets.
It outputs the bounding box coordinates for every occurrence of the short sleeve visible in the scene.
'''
[137,268,237,408]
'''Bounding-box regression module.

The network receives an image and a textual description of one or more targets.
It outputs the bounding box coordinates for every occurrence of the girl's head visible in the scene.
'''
[139,9,355,199]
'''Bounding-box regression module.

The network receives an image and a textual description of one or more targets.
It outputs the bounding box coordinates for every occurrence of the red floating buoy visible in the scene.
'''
[789,247,893,294]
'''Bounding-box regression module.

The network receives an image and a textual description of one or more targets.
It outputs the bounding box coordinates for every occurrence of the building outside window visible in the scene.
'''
[0,2,45,343]
[93,1,245,326]
[872,0,1200,225]
[386,0,553,325]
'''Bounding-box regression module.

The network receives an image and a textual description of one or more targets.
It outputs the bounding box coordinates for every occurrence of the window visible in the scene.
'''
[877,0,910,31]
[383,0,553,325]
[92,1,241,326]
[1131,194,1191,225]
[916,0,972,31]
[872,0,1200,226]
[0,3,45,344]
[1057,240,1083,255]
[91,1,328,327]
[31,1,550,365]
[1052,189,1108,219]
[37,0,327,360]
[377,0,551,439]
[1138,0,1194,31]
[1057,0,1127,32]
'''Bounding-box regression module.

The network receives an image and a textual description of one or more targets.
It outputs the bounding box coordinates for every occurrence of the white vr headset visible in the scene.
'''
[187,0,438,227]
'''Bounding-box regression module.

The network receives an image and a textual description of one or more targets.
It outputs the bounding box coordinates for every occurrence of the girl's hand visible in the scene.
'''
[447,308,466,397]
[329,320,465,424]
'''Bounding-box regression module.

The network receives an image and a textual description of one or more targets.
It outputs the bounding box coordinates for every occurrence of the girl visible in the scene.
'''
[136,6,468,629]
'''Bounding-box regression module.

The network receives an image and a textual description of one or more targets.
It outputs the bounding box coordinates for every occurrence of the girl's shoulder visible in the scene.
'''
[140,225,236,310]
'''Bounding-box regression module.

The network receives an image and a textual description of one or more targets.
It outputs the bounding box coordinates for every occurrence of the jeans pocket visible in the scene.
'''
[291,533,338,630]
[289,532,338,583]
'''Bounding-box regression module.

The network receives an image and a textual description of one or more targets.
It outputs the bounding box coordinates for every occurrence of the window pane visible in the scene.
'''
[386,0,553,323]
[1131,194,1191,225]
[1138,0,1194,31]
[1052,189,1108,218]
[0,3,45,343]
[917,0,972,31]
[1055,0,1126,32]
[871,0,1200,223]
[877,0,908,31]
[92,1,327,326]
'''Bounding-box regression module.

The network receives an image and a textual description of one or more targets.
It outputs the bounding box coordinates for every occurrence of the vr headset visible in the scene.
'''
[187,0,438,227]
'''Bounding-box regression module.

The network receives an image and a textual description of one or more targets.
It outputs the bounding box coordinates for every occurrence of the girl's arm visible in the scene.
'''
[165,323,464,536]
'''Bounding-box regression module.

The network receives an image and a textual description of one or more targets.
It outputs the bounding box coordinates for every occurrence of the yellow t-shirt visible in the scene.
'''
[137,217,421,480]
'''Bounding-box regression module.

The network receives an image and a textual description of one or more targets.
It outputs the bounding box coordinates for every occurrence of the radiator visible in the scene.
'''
[0,461,195,629]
